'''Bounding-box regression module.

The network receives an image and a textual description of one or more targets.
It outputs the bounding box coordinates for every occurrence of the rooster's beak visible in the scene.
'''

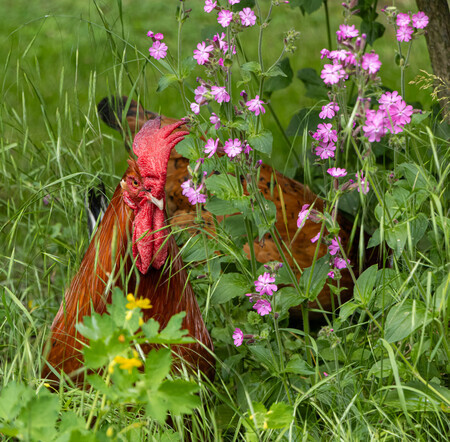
[148,194,164,211]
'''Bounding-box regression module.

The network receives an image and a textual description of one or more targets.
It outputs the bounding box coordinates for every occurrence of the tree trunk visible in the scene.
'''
[415,0,450,122]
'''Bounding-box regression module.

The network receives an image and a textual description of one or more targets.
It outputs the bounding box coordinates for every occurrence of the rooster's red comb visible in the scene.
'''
[132,118,189,178]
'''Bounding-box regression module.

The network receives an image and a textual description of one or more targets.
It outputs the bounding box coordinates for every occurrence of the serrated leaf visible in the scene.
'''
[248,130,273,156]
[0,382,33,421]
[211,273,251,304]
[142,318,160,339]
[156,73,178,93]
[385,300,432,343]
[76,312,114,341]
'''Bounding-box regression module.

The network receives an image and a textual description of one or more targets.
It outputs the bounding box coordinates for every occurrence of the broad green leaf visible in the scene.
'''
[248,130,273,156]
[266,402,294,429]
[108,287,128,327]
[211,272,251,304]
[360,20,385,46]
[253,198,277,238]
[206,196,251,216]
[284,355,314,375]
[339,301,360,321]
[353,264,378,304]
[76,312,114,341]
[277,287,307,316]
[385,300,433,343]
[297,68,328,99]
[145,349,172,385]
[264,58,293,93]
[142,318,161,339]
[156,73,177,93]
[264,65,287,78]
[286,108,321,136]
[175,136,200,160]
[157,312,192,343]
[205,174,240,200]
[0,382,33,421]
[248,345,278,373]
[386,222,408,257]
[291,0,323,15]
[397,162,437,191]
[298,255,330,301]
[241,61,261,75]
[368,358,397,379]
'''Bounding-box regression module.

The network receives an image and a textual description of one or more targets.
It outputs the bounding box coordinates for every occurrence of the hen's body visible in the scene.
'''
[98,97,365,318]
[43,133,214,382]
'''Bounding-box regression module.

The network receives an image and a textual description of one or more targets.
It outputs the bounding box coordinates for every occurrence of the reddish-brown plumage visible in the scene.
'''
[42,136,214,382]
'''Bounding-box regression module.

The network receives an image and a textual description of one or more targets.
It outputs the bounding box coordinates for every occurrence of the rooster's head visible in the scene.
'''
[121,117,189,273]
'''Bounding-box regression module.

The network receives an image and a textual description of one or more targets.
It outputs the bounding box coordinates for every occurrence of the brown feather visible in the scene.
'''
[42,159,214,382]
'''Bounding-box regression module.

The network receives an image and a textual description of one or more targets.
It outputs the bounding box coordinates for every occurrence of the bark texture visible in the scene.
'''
[416,0,450,122]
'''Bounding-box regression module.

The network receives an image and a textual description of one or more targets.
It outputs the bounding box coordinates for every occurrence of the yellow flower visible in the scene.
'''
[113,353,142,373]
[126,293,152,310]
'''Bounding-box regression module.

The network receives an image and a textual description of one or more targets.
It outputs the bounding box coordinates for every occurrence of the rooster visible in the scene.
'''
[97,97,371,320]
[42,118,215,382]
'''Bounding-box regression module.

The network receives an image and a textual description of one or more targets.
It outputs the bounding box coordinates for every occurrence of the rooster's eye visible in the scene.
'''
[132,179,139,187]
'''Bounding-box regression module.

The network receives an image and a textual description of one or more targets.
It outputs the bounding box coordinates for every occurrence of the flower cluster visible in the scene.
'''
[181,178,207,205]
[395,11,428,42]
[148,31,168,60]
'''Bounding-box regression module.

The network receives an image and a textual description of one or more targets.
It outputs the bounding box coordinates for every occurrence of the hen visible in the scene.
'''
[42,118,215,382]
[97,97,371,320]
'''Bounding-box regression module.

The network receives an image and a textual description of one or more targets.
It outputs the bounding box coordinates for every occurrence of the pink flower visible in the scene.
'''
[388,100,414,126]
[297,204,310,229]
[363,110,388,142]
[323,372,329,377]
[214,32,228,53]
[355,171,369,195]
[315,142,336,160]
[253,299,272,316]
[244,143,252,154]
[327,167,347,177]
[320,48,330,59]
[319,102,340,119]
[149,41,168,60]
[194,86,208,104]
[204,0,217,13]
[204,138,219,158]
[311,232,321,243]
[396,13,411,27]
[246,95,266,116]
[190,102,200,114]
[334,257,350,269]
[329,50,349,62]
[255,272,277,296]
[313,123,338,143]
[233,328,244,346]
[336,24,359,41]
[328,237,340,256]
[328,271,335,279]
[397,26,414,42]
[210,113,221,129]
[181,180,206,204]
[362,52,381,74]
[218,10,233,27]
[412,11,428,29]
[154,33,164,40]
[147,30,154,38]
[379,91,402,109]
[229,0,240,4]
[193,42,214,65]
[211,86,230,104]
[321,63,346,85]
[239,8,256,27]
[224,138,242,158]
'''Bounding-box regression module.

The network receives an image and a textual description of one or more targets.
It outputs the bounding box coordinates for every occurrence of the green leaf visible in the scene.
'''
[76,312,114,341]
[360,20,385,46]
[277,287,307,316]
[241,61,262,75]
[253,198,277,238]
[386,222,408,257]
[205,174,240,200]
[339,301,360,321]
[156,73,178,93]
[248,345,278,373]
[205,196,251,216]
[142,318,160,339]
[264,58,293,93]
[264,65,287,78]
[353,264,378,305]
[368,358,398,379]
[284,355,315,375]
[298,255,329,301]
[0,382,33,421]
[297,68,328,99]
[385,300,433,343]
[211,273,251,304]
[175,136,200,160]
[286,108,321,136]
[181,56,197,79]
[145,349,172,385]
[248,130,273,156]
[108,287,128,327]
[266,402,294,429]
[397,162,437,191]
[291,0,323,15]
[157,312,191,342]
